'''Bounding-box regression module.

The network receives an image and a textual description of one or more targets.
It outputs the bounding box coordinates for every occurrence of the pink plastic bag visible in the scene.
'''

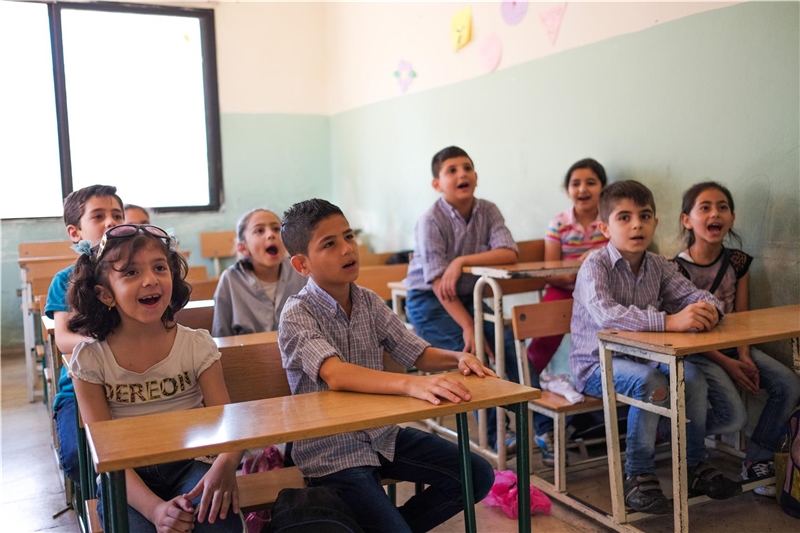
[241,446,285,533]
[483,470,551,519]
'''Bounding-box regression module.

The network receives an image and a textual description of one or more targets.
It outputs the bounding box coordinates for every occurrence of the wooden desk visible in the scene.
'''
[464,260,581,469]
[213,330,278,349]
[85,374,541,533]
[594,305,800,533]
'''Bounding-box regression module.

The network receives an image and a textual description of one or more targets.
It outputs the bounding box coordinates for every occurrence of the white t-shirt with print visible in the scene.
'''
[69,325,221,420]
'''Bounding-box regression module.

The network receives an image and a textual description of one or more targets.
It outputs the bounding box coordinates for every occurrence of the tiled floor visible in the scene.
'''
[2,351,797,532]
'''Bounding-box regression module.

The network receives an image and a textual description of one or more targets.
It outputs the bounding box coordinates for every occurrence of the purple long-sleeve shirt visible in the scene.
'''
[569,243,722,392]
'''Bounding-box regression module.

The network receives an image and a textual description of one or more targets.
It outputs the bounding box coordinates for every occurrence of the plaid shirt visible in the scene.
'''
[404,197,518,295]
[569,243,722,392]
[278,278,430,478]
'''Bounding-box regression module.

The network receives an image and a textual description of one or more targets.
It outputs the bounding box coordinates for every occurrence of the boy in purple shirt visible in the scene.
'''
[278,199,495,533]
[569,180,740,514]
[404,146,520,451]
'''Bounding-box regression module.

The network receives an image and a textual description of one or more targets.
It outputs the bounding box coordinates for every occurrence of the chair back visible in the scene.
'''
[510,299,573,388]
[218,335,290,403]
[175,300,214,332]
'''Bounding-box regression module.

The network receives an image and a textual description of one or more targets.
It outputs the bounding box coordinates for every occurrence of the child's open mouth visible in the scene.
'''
[266,245,279,256]
[707,223,723,234]
[139,295,162,307]
[631,236,645,242]
[457,182,470,189]
[578,195,592,201]
[343,260,357,270]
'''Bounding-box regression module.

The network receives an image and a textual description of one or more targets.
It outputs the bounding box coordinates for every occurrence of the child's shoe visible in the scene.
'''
[623,473,672,514]
[494,430,517,456]
[688,462,742,500]
[534,432,555,467]
[741,460,776,497]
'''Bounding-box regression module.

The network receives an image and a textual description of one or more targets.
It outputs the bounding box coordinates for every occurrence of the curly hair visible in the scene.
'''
[67,232,191,340]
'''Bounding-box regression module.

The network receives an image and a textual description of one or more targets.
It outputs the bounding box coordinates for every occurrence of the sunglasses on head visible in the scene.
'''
[95,224,172,260]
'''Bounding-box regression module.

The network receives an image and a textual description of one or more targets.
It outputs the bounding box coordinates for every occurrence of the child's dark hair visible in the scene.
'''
[564,158,608,189]
[599,180,656,223]
[281,199,344,256]
[123,204,153,222]
[67,232,191,340]
[431,146,474,178]
[63,185,124,227]
[680,181,741,248]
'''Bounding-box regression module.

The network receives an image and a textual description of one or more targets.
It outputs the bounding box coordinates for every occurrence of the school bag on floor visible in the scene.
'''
[264,486,364,533]
[780,406,800,518]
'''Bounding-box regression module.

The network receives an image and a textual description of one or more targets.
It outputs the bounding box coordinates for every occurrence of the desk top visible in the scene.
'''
[213,331,278,349]
[86,373,540,473]
[463,260,581,279]
[597,305,800,356]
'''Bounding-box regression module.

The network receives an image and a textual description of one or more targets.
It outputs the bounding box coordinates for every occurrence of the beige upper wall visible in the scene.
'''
[325,1,739,114]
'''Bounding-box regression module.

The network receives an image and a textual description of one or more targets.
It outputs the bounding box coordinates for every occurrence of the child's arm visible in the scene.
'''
[54,311,90,358]
[436,247,517,302]
[431,279,494,357]
[320,356,479,406]
[72,379,197,532]
[210,274,234,337]
[185,360,243,524]
[414,346,497,377]
[544,239,576,288]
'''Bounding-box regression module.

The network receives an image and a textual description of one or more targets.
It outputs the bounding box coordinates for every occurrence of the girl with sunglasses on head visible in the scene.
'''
[67,224,244,533]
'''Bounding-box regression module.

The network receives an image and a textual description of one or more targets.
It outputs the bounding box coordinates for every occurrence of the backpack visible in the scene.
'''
[265,487,364,533]
[780,406,800,518]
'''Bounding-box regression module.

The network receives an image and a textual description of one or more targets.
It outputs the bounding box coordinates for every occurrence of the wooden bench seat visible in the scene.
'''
[532,391,604,413]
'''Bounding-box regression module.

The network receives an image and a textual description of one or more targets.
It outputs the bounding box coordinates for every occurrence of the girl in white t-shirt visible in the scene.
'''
[67,224,243,533]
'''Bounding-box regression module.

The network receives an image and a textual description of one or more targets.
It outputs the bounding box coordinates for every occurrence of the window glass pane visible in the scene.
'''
[0,1,64,219]
[60,9,210,209]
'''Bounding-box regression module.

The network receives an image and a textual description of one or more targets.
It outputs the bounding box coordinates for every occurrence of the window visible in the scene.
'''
[0,1,222,219]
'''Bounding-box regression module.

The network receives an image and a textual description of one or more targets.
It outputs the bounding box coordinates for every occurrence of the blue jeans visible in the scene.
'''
[406,290,553,443]
[584,358,709,476]
[97,459,243,533]
[305,427,494,533]
[54,396,81,484]
[687,347,800,463]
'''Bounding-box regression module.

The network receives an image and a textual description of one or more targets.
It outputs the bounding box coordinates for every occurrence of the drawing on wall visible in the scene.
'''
[480,33,503,73]
[393,60,417,93]
[501,0,528,26]
[451,6,472,51]
[539,2,567,46]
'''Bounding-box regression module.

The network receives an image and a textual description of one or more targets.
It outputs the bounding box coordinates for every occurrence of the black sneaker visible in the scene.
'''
[624,473,672,514]
[688,463,742,500]
[741,461,776,497]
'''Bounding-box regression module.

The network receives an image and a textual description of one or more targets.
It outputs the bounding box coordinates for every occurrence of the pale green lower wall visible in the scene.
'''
[330,1,799,360]
[1,113,330,350]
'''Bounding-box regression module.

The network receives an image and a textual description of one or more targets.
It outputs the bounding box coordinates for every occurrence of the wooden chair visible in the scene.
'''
[511,299,606,493]
[200,230,236,277]
[19,240,74,258]
[189,277,219,301]
[175,300,214,332]
[357,264,409,301]
[185,265,209,283]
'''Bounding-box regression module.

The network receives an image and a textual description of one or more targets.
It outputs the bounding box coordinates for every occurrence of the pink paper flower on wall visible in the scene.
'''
[394,60,417,93]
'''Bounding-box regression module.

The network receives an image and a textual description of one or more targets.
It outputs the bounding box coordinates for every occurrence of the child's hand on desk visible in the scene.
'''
[184,454,240,524]
[665,302,719,332]
[152,496,195,533]
[408,374,477,405]
[457,352,498,379]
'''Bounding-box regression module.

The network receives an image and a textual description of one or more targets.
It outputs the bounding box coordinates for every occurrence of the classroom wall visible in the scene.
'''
[328,2,799,359]
[1,2,331,351]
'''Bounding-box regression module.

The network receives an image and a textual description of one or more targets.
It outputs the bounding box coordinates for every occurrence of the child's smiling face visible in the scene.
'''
[681,188,735,247]
[239,210,286,269]
[433,156,477,206]
[567,168,603,214]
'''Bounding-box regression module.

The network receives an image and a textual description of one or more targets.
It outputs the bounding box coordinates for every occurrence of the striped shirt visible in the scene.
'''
[569,244,722,392]
[404,197,518,295]
[545,207,608,260]
[278,278,430,478]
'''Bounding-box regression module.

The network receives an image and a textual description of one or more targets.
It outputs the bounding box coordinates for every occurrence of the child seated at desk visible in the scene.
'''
[403,145,520,452]
[67,224,243,532]
[569,180,741,515]
[212,208,306,337]
[45,184,125,487]
[278,198,495,533]
[674,181,800,496]
[123,203,152,225]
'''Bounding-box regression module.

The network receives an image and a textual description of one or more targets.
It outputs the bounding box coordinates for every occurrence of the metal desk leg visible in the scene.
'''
[599,341,627,523]
[669,358,689,533]
[456,412,477,533]
[104,470,129,533]
[513,402,531,533]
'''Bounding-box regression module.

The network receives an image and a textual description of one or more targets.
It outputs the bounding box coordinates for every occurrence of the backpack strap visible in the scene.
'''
[709,248,731,295]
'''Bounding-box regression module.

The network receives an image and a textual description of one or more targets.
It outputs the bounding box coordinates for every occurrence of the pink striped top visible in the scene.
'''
[545,207,608,260]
